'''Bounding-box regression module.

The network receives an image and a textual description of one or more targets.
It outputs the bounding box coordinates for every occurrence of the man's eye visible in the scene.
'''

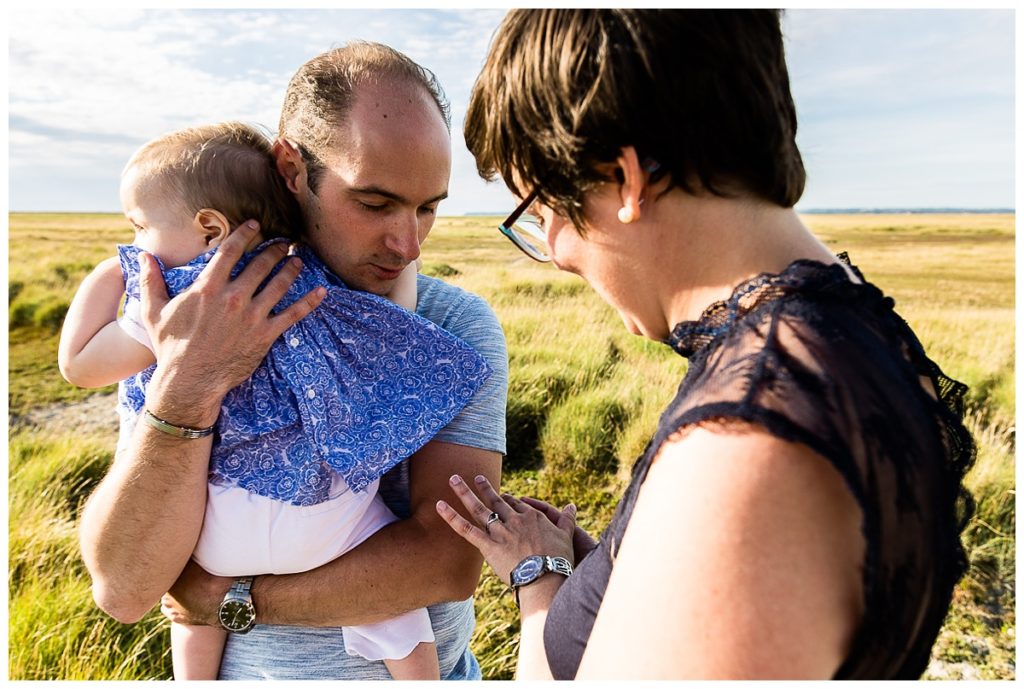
[359,201,386,212]
[419,206,437,216]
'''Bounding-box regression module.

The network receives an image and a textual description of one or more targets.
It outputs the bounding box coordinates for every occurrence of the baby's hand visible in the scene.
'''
[389,261,420,311]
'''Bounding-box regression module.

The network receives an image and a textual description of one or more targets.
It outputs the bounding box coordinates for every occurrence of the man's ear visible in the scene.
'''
[194,208,232,248]
[272,138,308,195]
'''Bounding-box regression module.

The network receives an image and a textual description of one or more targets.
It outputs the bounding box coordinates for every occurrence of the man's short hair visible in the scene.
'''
[278,41,451,193]
[465,9,806,229]
[125,122,302,240]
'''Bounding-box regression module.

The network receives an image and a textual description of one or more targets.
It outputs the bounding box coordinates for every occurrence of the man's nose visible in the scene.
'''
[384,213,422,262]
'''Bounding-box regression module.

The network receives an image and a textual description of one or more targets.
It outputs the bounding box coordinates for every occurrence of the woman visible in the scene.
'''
[435,9,974,679]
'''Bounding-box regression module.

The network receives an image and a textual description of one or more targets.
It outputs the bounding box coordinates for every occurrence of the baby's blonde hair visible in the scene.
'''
[124,122,301,240]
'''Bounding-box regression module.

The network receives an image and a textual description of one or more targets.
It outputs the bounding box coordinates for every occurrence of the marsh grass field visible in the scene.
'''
[8,211,1015,679]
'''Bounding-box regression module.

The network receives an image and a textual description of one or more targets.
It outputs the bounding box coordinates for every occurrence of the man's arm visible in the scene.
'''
[164,285,510,627]
[253,287,508,623]
[79,223,323,622]
[251,441,500,625]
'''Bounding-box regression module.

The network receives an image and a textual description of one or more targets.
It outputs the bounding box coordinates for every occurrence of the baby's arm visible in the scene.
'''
[388,259,421,311]
[58,256,156,387]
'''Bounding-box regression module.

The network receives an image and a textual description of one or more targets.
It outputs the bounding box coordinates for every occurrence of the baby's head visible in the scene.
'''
[121,122,303,267]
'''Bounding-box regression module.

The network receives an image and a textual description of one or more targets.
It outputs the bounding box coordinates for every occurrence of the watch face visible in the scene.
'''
[219,599,255,632]
[511,555,545,586]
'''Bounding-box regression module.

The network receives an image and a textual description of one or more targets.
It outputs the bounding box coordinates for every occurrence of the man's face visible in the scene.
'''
[297,81,451,296]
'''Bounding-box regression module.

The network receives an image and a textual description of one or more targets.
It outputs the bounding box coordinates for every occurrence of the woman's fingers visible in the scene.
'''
[446,474,499,527]
[473,475,514,520]
[501,492,531,513]
[520,495,562,520]
[435,500,490,551]
[557,503,578,534]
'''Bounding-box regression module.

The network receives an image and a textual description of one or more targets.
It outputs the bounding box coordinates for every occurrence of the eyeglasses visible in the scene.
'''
[498,189,551,263]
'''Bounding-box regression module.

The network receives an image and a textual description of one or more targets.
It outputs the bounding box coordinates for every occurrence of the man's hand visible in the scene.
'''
[161,560,234,627]
[141,220,325,427]
[79,220,323,623]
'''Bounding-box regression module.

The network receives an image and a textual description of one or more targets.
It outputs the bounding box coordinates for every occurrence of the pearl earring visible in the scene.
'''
[618,206,635,224]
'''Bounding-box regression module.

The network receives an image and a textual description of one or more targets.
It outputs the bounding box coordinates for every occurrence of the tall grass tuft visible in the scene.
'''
[9,429,174,679]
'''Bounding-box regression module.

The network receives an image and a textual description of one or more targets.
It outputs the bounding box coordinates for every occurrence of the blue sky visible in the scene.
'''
[7,8,1015,215]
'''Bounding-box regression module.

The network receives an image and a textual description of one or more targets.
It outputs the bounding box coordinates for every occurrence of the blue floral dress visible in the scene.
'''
[116,239,492,507]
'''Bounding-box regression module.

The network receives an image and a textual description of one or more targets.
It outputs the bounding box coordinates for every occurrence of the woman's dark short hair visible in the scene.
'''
[465,9,806,229]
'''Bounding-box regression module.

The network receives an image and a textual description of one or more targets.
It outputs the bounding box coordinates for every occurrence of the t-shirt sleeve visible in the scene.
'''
[431,293,508,455]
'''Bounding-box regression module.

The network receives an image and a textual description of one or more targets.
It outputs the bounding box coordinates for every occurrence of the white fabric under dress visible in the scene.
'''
[193,472,433,661]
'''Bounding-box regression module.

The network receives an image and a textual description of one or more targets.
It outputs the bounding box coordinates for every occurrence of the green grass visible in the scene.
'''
[8,212,1015,679]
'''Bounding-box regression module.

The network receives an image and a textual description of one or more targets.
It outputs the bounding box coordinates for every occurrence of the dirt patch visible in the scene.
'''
[10,392,120,437]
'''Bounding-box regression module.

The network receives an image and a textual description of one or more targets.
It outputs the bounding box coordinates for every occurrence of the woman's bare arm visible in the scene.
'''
[576,427,866,679]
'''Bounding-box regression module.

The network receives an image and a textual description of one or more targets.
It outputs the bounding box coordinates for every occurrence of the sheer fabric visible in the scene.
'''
[544,256,974,679]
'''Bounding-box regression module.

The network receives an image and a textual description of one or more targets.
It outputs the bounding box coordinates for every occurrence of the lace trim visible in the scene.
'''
[666,254,884,358]
[664,251,976,599]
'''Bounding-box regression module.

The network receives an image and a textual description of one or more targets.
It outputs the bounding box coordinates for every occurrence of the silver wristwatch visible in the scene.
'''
[218,576,256,634]
[509,555,573,608]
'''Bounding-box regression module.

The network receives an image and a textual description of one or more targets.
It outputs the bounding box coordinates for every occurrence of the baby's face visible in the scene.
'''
[120,167,210,268]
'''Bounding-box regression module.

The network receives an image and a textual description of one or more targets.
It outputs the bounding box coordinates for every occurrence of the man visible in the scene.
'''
[78,42,508,680]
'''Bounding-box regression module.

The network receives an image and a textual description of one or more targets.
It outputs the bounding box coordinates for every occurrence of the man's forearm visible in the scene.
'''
[80,231,319,623]
[79,383,218,622]
[252,443,501,627]
[253,514,479,626]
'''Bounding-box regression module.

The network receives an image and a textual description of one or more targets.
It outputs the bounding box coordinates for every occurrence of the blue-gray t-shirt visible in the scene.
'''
[219,274,508,680]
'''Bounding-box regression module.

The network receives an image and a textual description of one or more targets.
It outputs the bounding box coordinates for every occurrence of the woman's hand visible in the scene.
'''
[520,496,598,566]
[435,474,576,586]
[161,559,234,627]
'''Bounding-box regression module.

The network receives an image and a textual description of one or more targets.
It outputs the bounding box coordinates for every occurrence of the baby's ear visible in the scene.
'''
[194,209,231,248]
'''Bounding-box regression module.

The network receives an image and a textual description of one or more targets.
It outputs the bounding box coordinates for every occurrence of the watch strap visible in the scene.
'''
[545,555,573,578]
[231,576,254,596]
[511,555,573,608]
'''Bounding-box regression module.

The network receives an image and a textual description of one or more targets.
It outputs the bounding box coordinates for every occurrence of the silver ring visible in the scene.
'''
[486,512,501,527]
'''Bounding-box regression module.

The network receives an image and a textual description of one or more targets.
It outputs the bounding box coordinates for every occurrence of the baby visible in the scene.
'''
[58,122,491,680]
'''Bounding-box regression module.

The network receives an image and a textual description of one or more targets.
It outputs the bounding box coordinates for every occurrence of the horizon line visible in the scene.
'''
[7,207,1017,217]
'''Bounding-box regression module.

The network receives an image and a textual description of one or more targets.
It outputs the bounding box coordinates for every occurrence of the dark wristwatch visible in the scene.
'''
[509,555,573,608]
[218,576,256,634]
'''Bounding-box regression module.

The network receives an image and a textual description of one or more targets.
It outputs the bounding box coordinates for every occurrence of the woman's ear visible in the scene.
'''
[615,146,645,225]
[194,208,232,248]
[272,139,308,196]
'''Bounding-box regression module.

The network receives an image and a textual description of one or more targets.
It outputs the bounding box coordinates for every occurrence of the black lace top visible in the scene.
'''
[543,256,974,679]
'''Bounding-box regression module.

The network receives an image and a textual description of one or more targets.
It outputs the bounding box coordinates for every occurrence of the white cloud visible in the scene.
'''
[7,8,1014,213]
[10,9,283,142]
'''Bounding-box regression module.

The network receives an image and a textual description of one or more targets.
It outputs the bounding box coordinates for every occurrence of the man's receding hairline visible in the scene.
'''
[320,77,451,160]
[341,76,449,127]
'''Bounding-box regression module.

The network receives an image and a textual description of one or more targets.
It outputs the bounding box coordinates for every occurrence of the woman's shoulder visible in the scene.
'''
[582,424,865,677]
